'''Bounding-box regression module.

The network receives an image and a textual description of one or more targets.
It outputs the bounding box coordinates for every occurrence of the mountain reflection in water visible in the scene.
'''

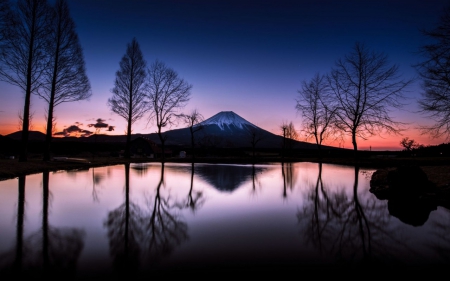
[0,162,449,278]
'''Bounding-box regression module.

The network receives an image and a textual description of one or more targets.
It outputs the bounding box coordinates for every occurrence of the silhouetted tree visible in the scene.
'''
[328,42,412,156]
[39,0,91,161]
[0,0,52,162]
[246,125,265,162]
[399,137,420,152]
[178,109,203,160]
[280,121,298,158]
[146,60,192,163]
[296,72,337,157]
[108,38,147,159]
[415,5,450,140]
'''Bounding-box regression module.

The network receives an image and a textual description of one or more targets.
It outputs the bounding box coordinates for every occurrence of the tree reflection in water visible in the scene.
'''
[91,166,108,203]
[427,219,450,264]
[142,163,189,264]
[173,162,205,214]
[281,162,296,199]
[0,172,85,278]
[104,163,145,276]
[27,171,85,277]
[298,163,421,267]
[0,176,26,277]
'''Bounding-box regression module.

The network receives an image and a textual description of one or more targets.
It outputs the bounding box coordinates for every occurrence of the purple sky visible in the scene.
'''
[1,0,449,150]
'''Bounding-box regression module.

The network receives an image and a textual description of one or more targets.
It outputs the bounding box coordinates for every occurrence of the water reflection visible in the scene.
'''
[281,162,296,199]
[104,163,144,276]
[141,163,189,264]
[194,164,267,192]
[0,172,85,278]
[1,162,450,277]
[298,163,444,268]
[0,176,26,276]
[176,163,205,213]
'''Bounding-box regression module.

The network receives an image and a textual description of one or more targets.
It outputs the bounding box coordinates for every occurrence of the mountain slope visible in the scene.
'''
[196,111,257,130]
[5,111,341,150]
[147,111,337,150]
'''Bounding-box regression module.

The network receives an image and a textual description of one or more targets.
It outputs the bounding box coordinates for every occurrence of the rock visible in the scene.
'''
[369,165,440,226]
[386,165,436,196]
[388,197,437,226]
[370,165,436,199]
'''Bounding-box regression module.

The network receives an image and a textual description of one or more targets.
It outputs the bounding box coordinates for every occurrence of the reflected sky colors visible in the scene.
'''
[1,162,450,277]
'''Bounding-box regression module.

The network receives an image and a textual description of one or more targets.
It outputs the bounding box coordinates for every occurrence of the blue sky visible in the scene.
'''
[1,0,449,150]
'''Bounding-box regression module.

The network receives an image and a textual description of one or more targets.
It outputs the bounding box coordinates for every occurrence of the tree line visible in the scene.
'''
[2,1,450,163]
[295,6,450,158]
[0,0,195,163]
[0,0,90,162]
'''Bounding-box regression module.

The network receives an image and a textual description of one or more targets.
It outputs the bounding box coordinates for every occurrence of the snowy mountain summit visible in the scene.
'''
[197,111,257,130]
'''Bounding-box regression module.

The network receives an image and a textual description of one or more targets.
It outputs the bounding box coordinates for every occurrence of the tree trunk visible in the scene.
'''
[352,130,358,159]
[43,104,54,161]
[158,129,165,163]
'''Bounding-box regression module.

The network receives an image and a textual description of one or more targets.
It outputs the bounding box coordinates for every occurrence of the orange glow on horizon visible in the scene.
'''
[1,118,447,151]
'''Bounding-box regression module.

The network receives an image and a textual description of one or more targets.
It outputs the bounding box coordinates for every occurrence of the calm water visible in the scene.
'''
[0,162,449,278]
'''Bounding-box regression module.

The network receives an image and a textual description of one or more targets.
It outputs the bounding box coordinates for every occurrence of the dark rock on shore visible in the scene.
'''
[369,165,450,226]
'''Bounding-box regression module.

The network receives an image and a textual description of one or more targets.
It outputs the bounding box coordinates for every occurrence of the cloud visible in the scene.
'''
[54,123,93,137]
[88,118,115,133]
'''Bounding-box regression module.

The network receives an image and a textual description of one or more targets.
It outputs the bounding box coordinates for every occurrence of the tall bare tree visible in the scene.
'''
[146,60,192,162]
[296,72,337,157]
[108,38,147,159]
[178,109,204,160]
[415,5,450,140]
[38,0,91,161]
[0,0,51,162]
[328,42,412,155]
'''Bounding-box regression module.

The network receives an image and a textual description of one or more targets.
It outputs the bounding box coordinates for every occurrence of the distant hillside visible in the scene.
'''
[5,111,343,150]
[6,130,46,141]
[150,111,340,150]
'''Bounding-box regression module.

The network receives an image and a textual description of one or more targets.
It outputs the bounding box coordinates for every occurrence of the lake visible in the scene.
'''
[0,161,449,278]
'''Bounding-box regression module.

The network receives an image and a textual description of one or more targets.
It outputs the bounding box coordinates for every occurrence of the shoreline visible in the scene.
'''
[1,155,450,183]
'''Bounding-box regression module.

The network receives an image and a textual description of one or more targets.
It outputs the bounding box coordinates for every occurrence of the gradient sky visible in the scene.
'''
[1,0,449,150]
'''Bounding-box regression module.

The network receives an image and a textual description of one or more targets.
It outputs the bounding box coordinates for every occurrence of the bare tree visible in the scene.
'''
[38,0,91,161]
[178,109,204,160]
[296,72,337,157]
[146,60,192,162]
[328,42,412,155]
[246,125,264,161]
[108,38,147,159]
[0,0,51,162]
[280,121,298,158]
[415,5,450,140]
[17,108,34,131]
[400,137,420,152]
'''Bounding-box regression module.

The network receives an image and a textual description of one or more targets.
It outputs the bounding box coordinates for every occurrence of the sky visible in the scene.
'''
[1,0,450,150]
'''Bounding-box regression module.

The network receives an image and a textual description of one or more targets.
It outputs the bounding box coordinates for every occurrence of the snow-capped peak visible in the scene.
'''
[197,111,257,130]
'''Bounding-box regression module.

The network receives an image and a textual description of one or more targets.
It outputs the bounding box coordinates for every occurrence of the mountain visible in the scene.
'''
[145,111,337,150]
[6,130,46,141]
[5,111,341,150]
